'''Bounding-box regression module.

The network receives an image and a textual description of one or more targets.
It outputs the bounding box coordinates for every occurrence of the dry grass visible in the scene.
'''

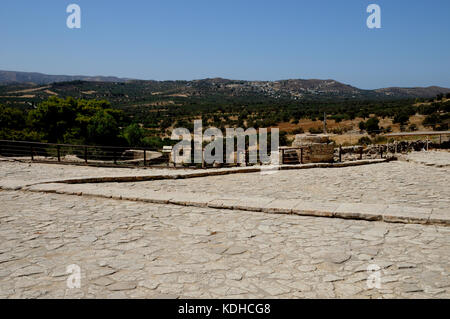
[274,114,430,146]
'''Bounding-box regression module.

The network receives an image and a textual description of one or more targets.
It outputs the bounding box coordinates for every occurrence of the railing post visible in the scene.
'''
[359,147,363,160]
[30,146,34,161]
[143,148,147,166]
[202,149,205,168]
[300,148,303,164]
[57,145,61,162]
[84,147,88,164]
[339,146,342,162]
[380,147,383,158]
[113,149,117,164]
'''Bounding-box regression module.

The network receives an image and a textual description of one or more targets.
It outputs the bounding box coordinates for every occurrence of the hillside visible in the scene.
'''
[0,70,132,85]
[1,71,449,103]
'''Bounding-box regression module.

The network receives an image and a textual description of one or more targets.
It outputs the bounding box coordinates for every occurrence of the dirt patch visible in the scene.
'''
[44,89,58,96]
[10,86,50,94]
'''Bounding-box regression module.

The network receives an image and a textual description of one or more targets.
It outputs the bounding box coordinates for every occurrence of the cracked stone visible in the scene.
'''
[13,266,45,277]
[224,246,247,255]
[107,282,137,291]
[398,263,416,269]
[323,274,344,282]
[92,277,114,286]
[402,283,423,293]
[297,265,317,272]
[139,280,160,290]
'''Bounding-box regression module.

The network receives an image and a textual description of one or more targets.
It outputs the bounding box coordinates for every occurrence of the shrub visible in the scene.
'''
[309,127,323,134]
[372,135,387,144]
[365,117,380,135]
[123,124,144,146]
[358,121,366,131]
[358,136,372,145]
[393,112,410,125]
[292,127,304,135]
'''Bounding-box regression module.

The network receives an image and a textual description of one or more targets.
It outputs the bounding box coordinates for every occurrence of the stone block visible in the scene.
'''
[334,203,386,221]
[292,200,338,217]
[382,205,432,224]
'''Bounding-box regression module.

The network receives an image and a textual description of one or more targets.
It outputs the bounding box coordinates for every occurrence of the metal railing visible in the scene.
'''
[0,140,167,167]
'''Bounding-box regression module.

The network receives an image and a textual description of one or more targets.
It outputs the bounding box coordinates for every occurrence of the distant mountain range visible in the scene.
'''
[1,70,449,99]
[0,70,132,85]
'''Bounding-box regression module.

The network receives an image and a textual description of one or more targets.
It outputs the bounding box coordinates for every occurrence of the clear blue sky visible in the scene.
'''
[1,0,449,89]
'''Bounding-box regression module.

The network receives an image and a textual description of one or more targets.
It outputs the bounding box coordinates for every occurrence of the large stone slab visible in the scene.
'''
[233,197,274,212]
[291,200,338,217]
[382,205,432,224]
[334,203,387,221]
[168,193,219,207]
[262,199,299,214]
[429,209,450,226]
[207,197,241,209]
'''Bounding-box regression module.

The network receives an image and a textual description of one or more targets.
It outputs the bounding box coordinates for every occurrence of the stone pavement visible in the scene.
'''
[0,151,449,298]
[97,160,448,211]
[0,190,449,299]
[19,180,448,225]
[21,159,443,225]
[400,150,450,168]
[0,157,388,187]
[0,158,192,188]
[2,157,448,225]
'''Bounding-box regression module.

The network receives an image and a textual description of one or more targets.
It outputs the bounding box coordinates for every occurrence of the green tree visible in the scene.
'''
[27,97,78,142]
[26,97,125,144]
[423,114,440,128]
[358,136,372,145]
[0,104,26,129]
[358,121,366,131]
[393,112,410,125]
[365,117,380,135]
[87,110,119,145]
[123,124,144,146]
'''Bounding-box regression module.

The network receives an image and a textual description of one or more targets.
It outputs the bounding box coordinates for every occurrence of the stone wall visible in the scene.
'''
[335,139,450,162]
[291,134,335,164]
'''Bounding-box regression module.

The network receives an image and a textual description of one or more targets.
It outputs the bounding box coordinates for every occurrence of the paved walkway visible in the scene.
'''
[0,151,449,298]
[400,150,450,167]
[0,157,388,187]
[0,190,449,299]
[0,159,191,187]
[20,180,448,225]
[11,157,444,225]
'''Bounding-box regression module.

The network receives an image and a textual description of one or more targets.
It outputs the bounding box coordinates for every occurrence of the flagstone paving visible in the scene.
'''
[0,190,449,299]
[99,161,448,209]
[86,160,449,223]
[0,151,449,298]
[401,150,450,167]
[0,159,190,187]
